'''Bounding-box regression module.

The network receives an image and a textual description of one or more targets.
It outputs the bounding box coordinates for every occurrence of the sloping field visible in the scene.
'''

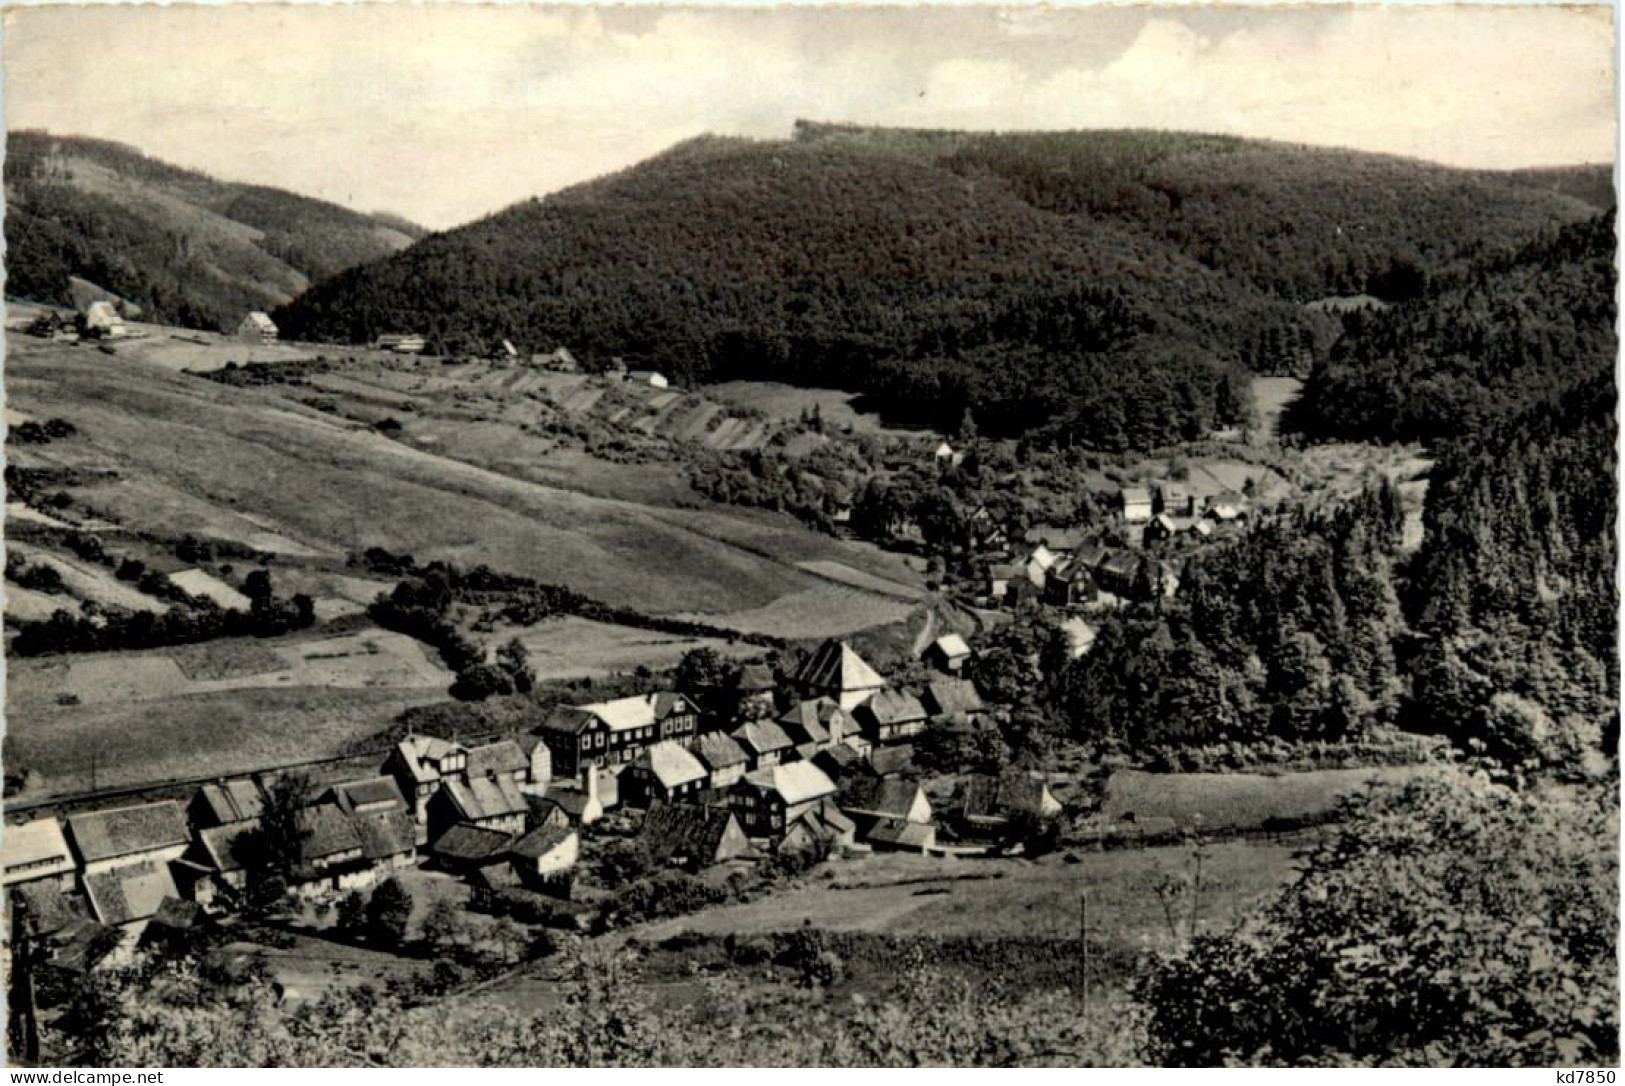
[8,541,166,612]
[3,684,435,799]
[4,585,80,622]
[796,560,927,600]
[631,841,1301,948]
[674,584,916,640]
[497,616,763,681]
[1098,765,1435,834]
[7,629,449,713]
[705,380,933,440]
[6,340,917,619]
[168,567,252,609]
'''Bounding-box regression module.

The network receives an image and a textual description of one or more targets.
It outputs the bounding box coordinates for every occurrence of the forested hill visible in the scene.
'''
[3,131,425,332]
[1284,209,1617,444]
[272,122,1598,444]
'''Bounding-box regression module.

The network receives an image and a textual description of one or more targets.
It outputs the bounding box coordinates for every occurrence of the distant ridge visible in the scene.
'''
[3,130,426,332]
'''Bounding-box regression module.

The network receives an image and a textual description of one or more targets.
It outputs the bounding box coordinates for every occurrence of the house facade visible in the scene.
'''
[536,692,700,778]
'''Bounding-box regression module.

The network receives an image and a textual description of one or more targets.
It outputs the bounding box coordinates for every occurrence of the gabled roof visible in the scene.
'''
[196,820,259,875]
[639,803,740,865]
[732,720,795,757]
[241,311,277,332]
[328,777,407,816]
[792,640,887,697]
[961,773,1061,821]
[812,743,866,782]
[10,879,88,935]
[390,734,467,783]
[869,745,915,778]
[989,562,1024,580]
[1102,552,1141,577]
[352,809,416,861]
[927,633,972,660]
[868,818,936,850]
[192,779,266,825]
[543,692,692,735]
[734,663,777,693]
[443,770,529,823]
[83,860,179,926]
[431,823,514,864]
[1074,544,1110,570]
[742,762,837,807]
[1121,486,1153,504]
[922,678,986,718]
[467,740,528,777]
[841,778,927,821]
[857,688,929,727]
[776,698,836,746]
[637,741,708,790]
[67,801,189,865]
[297,804,363,861]
[2,818,74,883]
[695,731,750,772]
[510,824,575,861]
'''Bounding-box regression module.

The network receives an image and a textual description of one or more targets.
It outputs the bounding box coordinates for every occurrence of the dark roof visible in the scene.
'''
[510,824,575,861]
[467,740,528,777]
[639,803,740,865]
[442,770,529,822]
[868,818,935,849]
[431,823,514,863]
[869,745,915,777]
[776,699,836,746]
[734,663,777,693]
[812,744,867,782]
[922,679,986,718]
[11,881,88,936]
[695,731,750,771]
[841,778,926,820]
[150,897,208,932]
[192,779,265,825]
[732,720,795,756]
[961,773,1057,820]
[352,809,415,861]
[858,689,928,727]
[297,804,363,861]
[67,801,189,865]
[83,860,179,926]
[197,820,260,874]
[328,777,406,815]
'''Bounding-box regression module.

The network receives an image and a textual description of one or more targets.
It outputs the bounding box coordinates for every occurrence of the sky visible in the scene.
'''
[4,3,1616,230]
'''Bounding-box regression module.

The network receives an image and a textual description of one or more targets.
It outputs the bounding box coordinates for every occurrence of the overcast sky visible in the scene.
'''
[5,4,1615,230]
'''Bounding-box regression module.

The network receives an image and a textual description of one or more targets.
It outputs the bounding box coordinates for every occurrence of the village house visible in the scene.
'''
[921,678,987,723]
[543,766,610,827]
[1156,482,1197,517]
[427,765,529,841]
[2,818,76,890]
[533,346,580,372]
[956,773,1064,840]
[777,696,853,754]
[626,370,669,389]
[853,688,930,745]
[731,719,797,770]
[187,778,266,830]
[467,739,538,789]
[82,860,181,944]
[537,692,700,778]
[868,744,916,779]
[383,734,470,829]
[694,731,751,792]
[638,803,751,871]
[1120,486,1154,523]
[733,662,779,722]
[1025,525,1089,554]
[867,818,937,854]
[428,824,514,878]
[968,507,1008,552]
[839,778,934,838]
[180,821,256,912]
[729,761,838,838]
[328,779,417,878]
[1044,557,1097,608]
[986,561,1024,603]
[625,741,709,807]
[811,742,868,784]
[922,633,972,675]
[509,824,579,893]
[290,803,372,896]
[790,639,888,711]
[1095,551,1147,597]
[777,799,856,856]
[66,801,190,876]
[236,311,278,342]
[1023,544,1059,588]
[932,441,964,468]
